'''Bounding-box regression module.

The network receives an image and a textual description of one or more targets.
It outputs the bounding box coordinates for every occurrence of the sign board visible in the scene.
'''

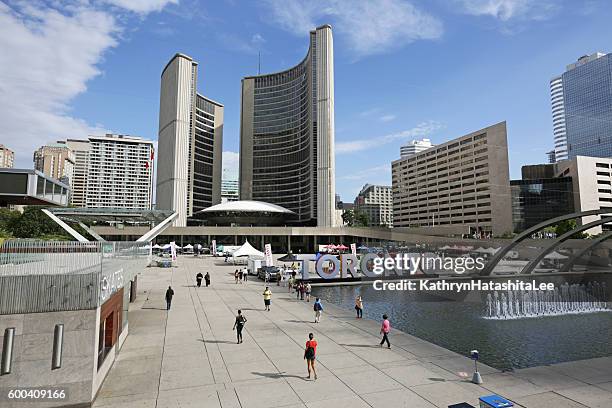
[351,243,357,258]
[264,243,274,267]
[100,268,125,303]
[212,239,217,256]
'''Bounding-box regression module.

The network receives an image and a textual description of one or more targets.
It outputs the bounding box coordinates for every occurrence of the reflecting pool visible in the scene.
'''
[312,283,612,370]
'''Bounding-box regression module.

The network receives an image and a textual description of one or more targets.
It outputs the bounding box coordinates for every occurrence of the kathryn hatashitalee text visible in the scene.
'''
[372,279,555,292]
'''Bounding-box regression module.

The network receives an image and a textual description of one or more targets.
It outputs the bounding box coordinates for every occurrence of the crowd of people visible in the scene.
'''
[162,264,391,380]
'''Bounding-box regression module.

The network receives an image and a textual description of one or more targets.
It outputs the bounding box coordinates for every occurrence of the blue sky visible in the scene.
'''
[1,0,611,201]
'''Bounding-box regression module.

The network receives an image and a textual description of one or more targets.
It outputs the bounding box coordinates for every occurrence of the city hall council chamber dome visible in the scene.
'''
[195,200,296,226]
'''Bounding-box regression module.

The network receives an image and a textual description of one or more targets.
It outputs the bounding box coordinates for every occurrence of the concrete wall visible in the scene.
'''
[0,309,97,408]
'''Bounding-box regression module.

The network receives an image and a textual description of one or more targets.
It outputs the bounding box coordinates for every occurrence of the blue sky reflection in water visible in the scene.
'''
[312,284,612,371]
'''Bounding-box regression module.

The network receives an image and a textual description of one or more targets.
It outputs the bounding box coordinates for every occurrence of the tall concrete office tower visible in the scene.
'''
[550,52,612,161]
[156,53,223,226]
[239,25,336,227]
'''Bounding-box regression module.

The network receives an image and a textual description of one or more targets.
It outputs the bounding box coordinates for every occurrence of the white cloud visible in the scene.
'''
[0,1,173,167]
[336,121,443,154]
[222,151,239,181]
[338,164,390,181]
[218,32,266,55]
[103,0,178,14]
[455,0,557,21]
[262,0,443,57]
[379,114,396,122]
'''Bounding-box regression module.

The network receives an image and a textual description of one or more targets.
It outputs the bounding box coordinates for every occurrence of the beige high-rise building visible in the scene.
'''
[392,122,512,237]
[0,144,15,168]
[156,53,223,226]
[33,142,75,184]
[239,25,336,227]
[354,184,393,227]
[555,155,612,234]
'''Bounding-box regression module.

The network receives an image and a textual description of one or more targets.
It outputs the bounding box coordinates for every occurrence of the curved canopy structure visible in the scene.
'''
[195,200,295,226]
[200,200,294,214]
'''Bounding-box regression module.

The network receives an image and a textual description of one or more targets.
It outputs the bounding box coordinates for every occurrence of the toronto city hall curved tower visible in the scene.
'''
[240,25,336,227]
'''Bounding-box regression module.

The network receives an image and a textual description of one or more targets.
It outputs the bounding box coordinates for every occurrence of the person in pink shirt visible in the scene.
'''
[379,314,391,348]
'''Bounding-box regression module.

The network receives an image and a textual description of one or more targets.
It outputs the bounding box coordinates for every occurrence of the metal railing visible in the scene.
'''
[0,240,150,314]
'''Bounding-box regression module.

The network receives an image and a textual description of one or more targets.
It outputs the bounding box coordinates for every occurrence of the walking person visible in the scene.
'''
[234,270,239,284]
[204,272,210,287]
[243,267,248,282]
[303,333,318,380]
[305,283,312,302]
[232,310,247,344]
[196,272,203,287]
[238,269,243,284]
[355,295,363,318]
[165,286,174,311]
[296,282,302,300]
[263,286,272,311]
[379,314,391,348]
[313,298,323,323]
[299,282,305,300]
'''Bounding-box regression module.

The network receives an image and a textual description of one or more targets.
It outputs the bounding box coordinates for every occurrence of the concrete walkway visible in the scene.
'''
[92,257,612,408]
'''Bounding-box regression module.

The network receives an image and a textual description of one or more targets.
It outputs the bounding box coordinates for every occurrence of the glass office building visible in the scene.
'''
[510,177,574,233]
[240,25,336,227]
[551,52,612,161]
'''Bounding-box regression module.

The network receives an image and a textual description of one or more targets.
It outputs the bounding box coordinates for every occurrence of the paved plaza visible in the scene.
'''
[92,256,612,408]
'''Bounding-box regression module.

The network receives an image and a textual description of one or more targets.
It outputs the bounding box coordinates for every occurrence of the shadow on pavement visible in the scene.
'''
[339,344,380,348]
[251,371,307,380]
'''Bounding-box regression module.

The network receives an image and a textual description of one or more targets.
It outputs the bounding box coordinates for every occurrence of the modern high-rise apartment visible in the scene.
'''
[33,142,75,184]
[354,184,393,227]
[400,138,434,159]
[0,144,15,168]
[156,53,223,226]
[392,122,512,237]
[64,135,154,209]
[239,25,336,227]
[550,52,612,161]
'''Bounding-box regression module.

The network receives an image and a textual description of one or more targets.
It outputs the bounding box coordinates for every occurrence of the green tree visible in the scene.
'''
[11,206,71,239]
[355,210,370,227]
[554,219,586,239]
[0,208,20,232]
[341,209,356,226]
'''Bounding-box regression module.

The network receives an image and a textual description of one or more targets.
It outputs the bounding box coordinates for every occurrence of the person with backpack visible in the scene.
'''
[196,272,203,287]
[379,314,391,348]
[303,333,318,380]
[313,298,323,323]
[232,310,247,344]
